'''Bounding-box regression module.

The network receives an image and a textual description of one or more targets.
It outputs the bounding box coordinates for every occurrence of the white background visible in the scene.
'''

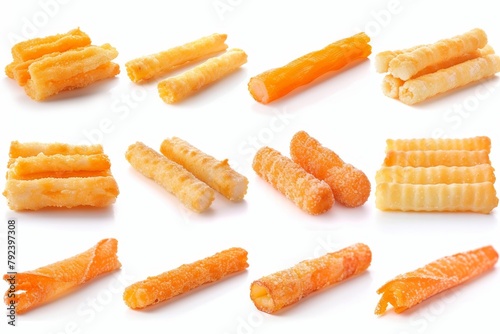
[1,0,499,333]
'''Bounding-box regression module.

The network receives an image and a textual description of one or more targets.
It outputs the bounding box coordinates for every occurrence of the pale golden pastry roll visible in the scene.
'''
[3,176,119,211]
[125,142,215,213]
[385,136,491,152]
[383,149,490,167]
[375,182,498,214]
[375,165,495,184]
[375,44,424,73]
[9,141,103,159]
[399,54,500,105]
[381,74,404,98]
[125,33,228,83]
[157,48,247,103]
[389,28,488,80]
[159,137,248,201]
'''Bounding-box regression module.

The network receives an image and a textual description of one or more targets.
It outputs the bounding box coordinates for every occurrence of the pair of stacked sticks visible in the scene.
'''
[4,239,497,316]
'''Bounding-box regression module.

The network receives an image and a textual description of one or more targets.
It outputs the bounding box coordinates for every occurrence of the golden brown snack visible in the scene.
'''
[250,243,371,314]
[374,44,425,73]
[385,136,491,153]
[160,137,248,201]
[8,141,103,159]
[125,142,215,212]
[157,48,247,103]
[125,33,228,83]
[124,247,248,309]
[383,149,490,167]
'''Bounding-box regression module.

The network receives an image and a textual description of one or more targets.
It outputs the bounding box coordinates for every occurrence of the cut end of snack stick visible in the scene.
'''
[375,245,498,315]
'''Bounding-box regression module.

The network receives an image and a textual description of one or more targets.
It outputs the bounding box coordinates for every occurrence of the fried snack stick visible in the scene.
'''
[375,44,425,73]
[3,238,121,314]
[388,28,488,81]
[250,243,371,314]
[290,131,370,207]
[385,136,491,152]
[399,54,500,105]
[375,182,498,213]
[375,165,496,184]
[125,142,214,213]
[3,176,119,210]
[248,32,371,104]
[126,33,228,83]
[158,48,247,103]
[252,146,334,215]
[383,149,490,167]
[160,137,248,201]
[123,247,248,309]
[9,141,103,159]
[375,245,498,315]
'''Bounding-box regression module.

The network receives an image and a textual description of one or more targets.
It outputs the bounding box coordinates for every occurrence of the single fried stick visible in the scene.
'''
[125,142,214,213]
[399,54,500,105]
[3,238,121,314]
[160,137,248,201]
[388,28,488,81]
[290,131,370,207]
[158,48,247,103]
[385,136,491,152]
[375,182,498,213]
[9,141,103,159]
[3,176,120,210]
[375,44,425,73]
[383,149,490,167]
[250,243,372,314]
[375,165,495,184]
[248,32,371,104]
[123,247,248,309]
[252,146,334,215]
[375,245,498,315]
[126,33,228,83]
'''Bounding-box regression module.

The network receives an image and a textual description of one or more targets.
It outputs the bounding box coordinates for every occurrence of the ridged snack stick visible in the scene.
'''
[3,238,121,314]
[8,141,103,159]
[375,245,498,315]
[125,33,228,83]
[383,149,490,167]
[158,48,247,103]
[252,146,334,215]
[375,44,425,73]
[123,247,248,309]
[125,142,215,213]
[160,137,248,201]
[385,136,491,152]
[375,182,498,213]
[250,243,372,314]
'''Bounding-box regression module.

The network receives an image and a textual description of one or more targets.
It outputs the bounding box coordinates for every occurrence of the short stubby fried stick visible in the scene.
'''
[250,243,372,314]
[126,33,228,83]
[252,146,334,215]
[3,176,120,210]
[385,136,491,153]
[399,54,500,105]
[125,142,214,213]
[9,141,103,159]
[375,245,498,315]
[158,48,247,103]
[290,131,370,207]
[160,137,248,201]
[3,238,121,314]
[383,149,490,167]
[375,182,498,214]
[123,247,248,309]
[375,165,496,185]
[388,28,488,81]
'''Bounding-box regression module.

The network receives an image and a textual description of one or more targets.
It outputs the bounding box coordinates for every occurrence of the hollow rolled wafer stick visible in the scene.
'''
[125,33,228,83]
[388,28,488,81]
[3,238,121,314]
[375,44,425,73]
[160,137,248,201]
[375,245,498,315]
[385,136,491,152]
[290,131,370,207]
[158,48,247,103]
[383,149,490,167]
[252,146,334,215]
[375,165,496,184]
[375,182,498,213]
[399,54,500,105]
[125,142,214,213]
[250,243,372,314]
[123,247,248,309]
[8,141,103,159]
[3,176,120,210]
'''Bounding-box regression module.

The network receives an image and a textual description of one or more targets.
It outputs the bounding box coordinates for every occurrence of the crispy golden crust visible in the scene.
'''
[385,136,491,152]
[375,165,495,184]
[8,141,103,159]
[383,149,490,167]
